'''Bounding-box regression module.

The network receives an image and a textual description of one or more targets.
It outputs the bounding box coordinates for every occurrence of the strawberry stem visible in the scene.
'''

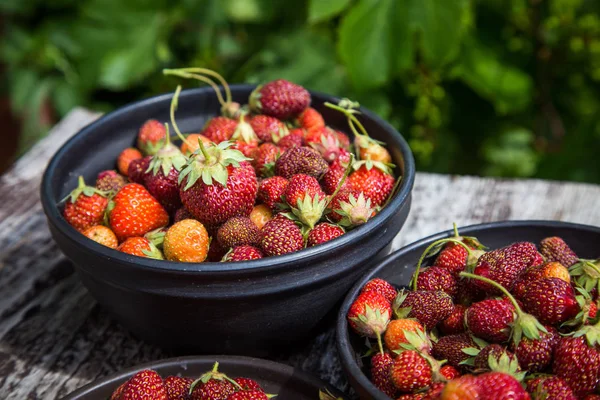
[325,153,355,208]
[197,137,212,162]
[453,222,459,238]
[412,238,473,291]
[163,69,227,108]
[168,85,193,150]
[324,102,370,137]
[460,272,521,312]
[172,67,232,105]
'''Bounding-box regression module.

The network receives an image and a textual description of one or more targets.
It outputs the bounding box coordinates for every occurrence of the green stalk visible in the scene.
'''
[163,69,227,107]
[412,238,473,291]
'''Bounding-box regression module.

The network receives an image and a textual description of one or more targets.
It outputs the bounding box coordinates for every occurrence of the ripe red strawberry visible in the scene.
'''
[361,278,397,303]
[249,115,287,143]
[137,119,167,155]
[520,278,579,325]
[227,390,268,400]
[119,369,167,400]
[118,237,164,259]
[96,170,127,193]
[540,236,579,267]
[477,372,530,399]
[347,164,395,207]
[306,223,344,246]
[465,298,514,343]
[321,160,348,195]
[118,147,144,176]
[390,350,434,393]
[283,174,325,208]
[233,377,263,392]
[260,216,304,256]
[308,128,343,163]
[553,336,600,398]
[416,266,458,298]
[439,374,481,400]
[127,156,152,184]
[370,352,397,398]
[471,344,518,372]
[189,363,237,400]
[439,304,467,335]
[179,142,257,227]
[440,365,461,380]
[144,142,187,213]
[257,176,288,209]
[109,183,169,241]
[277,133,302,151]
[63,176,110,232]
[510,326,557,372]
[512,261,571,299]
[334,130,351,149]
[347,290,391,339]
[232,139,259,159]
[111,382,127,400]
[164,376,193,400]
[201,116,238,143]
[394,289,454,329]
[217,216,261,248]
[526,376,576,400]
[434,243,470,275]
[207,236,229,262]
[222,245,264,262]
[297,107,324,131]
[252,143,281,177]
[274,146,328,179]
[249,79,310,120]
[432,333,477,369]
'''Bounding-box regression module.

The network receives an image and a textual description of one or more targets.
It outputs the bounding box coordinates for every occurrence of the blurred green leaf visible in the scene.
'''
[482,128,538,177]
[308,0,352,23]
[224,0,277,22]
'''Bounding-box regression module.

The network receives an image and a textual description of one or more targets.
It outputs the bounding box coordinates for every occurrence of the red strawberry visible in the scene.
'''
[111,382,127,400]
[127,156,152,184]
[96,170,127,193]
[361,278,397,303]
[277,134,302,151]
[465,298,514,343]
[432,333,477,369]
[174,207,194,223]
[144,138,187,213]
[510,326,557,372]
[249,115,287,143]
[217,216,261,248]
[189,362,237,400]
[137,119,167,155]
[297,107,324,131]
[282,174,327,229]
[118,237,163,259]
[119,370,167,400]
[347,290,391,339]
[274,146,328,179]
[416,266,458,298]
[230,115,259,158]
[553,336,600,398]
[249,79,310,120]
[306,223,344,246]
[390,350,436,393]
[347,164,394,207]
[440,365,461,380]
[394,289,454,329]
[512,261,571,299]
[334,130,351,150]
[109,183,169,241]
[439,373,481,400]
[222,245,264,262]
[370,352,397,398]
[202,116,238,143]
[477,372,530,399]
[321,160,348,195]
[307,128,343,163]
[526,376,576,400]
[471,344,519,373]
[233,378,263,392]
[118,147,143,177]
[63,176,110,232]
[252,143,280,177]
[179,142,257,226]
[328,191,375,228]
[520,278,579,325]
[260,216,304,256]
[540,236,579,267]
[439,304,467,335]
[164,376,193,400]
[434,243,470,275]
[257,176,288,209]
[226,390,268,400]
[207,236,229,262]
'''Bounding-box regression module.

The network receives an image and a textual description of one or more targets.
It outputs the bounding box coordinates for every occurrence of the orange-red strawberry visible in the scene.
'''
[416,266,458,298]
[347,290,391,339]
[334,130,351,149]
[249,115,287,143]
[510,326,557,372]
[540,236,579,267]
[440,374,481,400]
[390,350,434,393]
[137,119,167,155]
[526,376,576,400]
[96,170,127,193]
[249,204,272,229]
[249,79,310,120]
[383,319,427,352]
[394,289,454,329]
[306,223,344,246]
[118,147,144,177]
[63,176,110,232]
[440,365,461,380]
[307,128,343,163]
[118,369,167,400]
[257,176,288,209]
[260,216,304,256]
[361,278,397,303]
[118,237,163,259]
[297,107,324,131]
[202,116,238,143]
[520,277,579,325]
[180,133,212,155]
[164,376,193,400]
[217,216,261,248]
[439,304,467,335]
[370,352,397,398]
[222,245,264,262]
[274,146,328,179]
[189,362,236,400]
[109,183,169,241]
[251,143,280,177]
[347,164,394,207]
[163,219,209,262]
[83,225,118,249]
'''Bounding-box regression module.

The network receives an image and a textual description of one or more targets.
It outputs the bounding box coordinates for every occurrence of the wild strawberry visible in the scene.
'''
[109,183,169,241]
[144,136,187,213]
[370,352,397,398]
[308,128,343,163]
[471,344,519,373]
[439,374,481,400]
[282,174,327,229]
[223,245,264,262]
[471,242,543,295]
[553,336,600,398]
[201,116,237,143]
[432,333,478,369]
[227,390,268,400]
[137,119,167,155]
[540,236,579,267]
[334,130,351,150]
[510,326,557,373]
[465,298,514,343]
[189,362,237,400]
[164,376,193,400]
[306,223,344,246]
[249,79,310,120]
[354,133,391,164]
[520,278,579,325]
[127,156,152,184]
[526,376,576,400]
[361,278,397,303]
[477,372,530,399]
[96,170,127,193]
[110,382,127,400]
[207,237,229,262]
[274,146,328,179]
[179,142,257,226]
[567,258,600,294]
[416,266,458,298]
[434,243,470,276]
[347,290,391,340]
[63,176,110,232]
[118,369,167,400]
[230,115,259,158]
[277,134,302,151]
[118,237,163,259]
[260,216,304,256]
[347,164,394,207]
[174,207,194,223]
[257,176,288,209]
[249,204,272,229]
[440,365,461,380]
[390,350,439,393]
[180,133,212,155]
[297,107,324,131]
[321,161,348,195]
[512,261,571,299]
[329,191,375,229]
[252,143,281,177]
[383,319,428,353]
[249,115,287,143]
[217,216,261,248]
[163,219,209,263]
[439,304,467,335]
[118,147,144,177]
[233,377,263,392]
[82,225,118,249]
[394,289,454,329]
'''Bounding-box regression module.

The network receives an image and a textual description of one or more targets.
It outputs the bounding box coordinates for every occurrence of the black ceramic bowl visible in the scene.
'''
[60,355,346,399]
[336,220,600,400]
[41,85,414,355]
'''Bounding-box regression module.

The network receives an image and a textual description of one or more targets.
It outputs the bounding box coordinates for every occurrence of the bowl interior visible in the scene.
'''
[337,221,600,400]
[60,356,346,400]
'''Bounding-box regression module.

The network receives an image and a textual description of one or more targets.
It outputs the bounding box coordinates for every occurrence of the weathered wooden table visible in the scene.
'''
[1,109,599,399]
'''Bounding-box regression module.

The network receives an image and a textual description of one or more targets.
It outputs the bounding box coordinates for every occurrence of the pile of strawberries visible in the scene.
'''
[347,228,600,399]
[62,69,398,262]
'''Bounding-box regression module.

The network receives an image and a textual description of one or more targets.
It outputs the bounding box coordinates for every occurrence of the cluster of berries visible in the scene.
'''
[347,229,600,399]
[61,70,399,262]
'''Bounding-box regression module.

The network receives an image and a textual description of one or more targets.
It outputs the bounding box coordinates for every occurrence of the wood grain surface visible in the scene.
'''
[0,109,599,399]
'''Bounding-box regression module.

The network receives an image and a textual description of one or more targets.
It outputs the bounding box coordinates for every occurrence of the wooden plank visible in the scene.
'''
[0,109,599,399]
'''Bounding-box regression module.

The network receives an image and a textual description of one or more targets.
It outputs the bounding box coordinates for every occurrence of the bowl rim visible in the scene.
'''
[41,85,415,274]
[335,219,600,400]
[59,355,347,400]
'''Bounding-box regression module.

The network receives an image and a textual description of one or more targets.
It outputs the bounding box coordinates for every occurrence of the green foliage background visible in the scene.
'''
[2,0,600,183]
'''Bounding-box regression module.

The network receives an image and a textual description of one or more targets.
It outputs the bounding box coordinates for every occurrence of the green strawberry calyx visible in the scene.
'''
[248,85,264,113]
[394,327,433,355]
[319,389,344,400]
[188,362,242,395]
[140,240,164,260]
[348,303,390,354]
[333,192,375,228]
[281,193,328,234]
[569,259,600,293]
[64,176,112,204]
[231,114,258,144]
[146,124,187,177]
[460,272,548,346]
